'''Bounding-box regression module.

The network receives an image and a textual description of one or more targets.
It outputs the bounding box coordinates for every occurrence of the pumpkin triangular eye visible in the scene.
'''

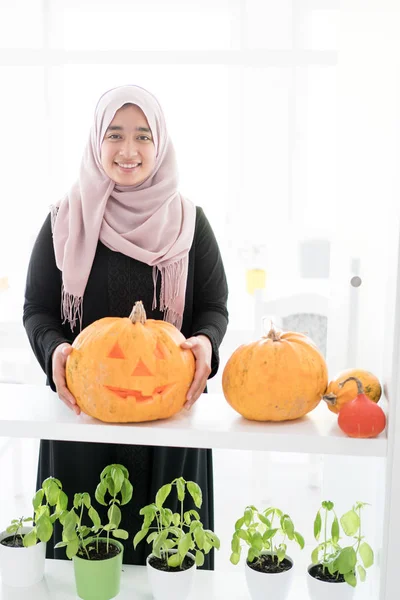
[108,342,125,359]
[131,359,153,377]
[154,342,167,360]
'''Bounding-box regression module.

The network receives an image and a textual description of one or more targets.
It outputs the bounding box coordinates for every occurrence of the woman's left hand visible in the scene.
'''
[180,334,212,409]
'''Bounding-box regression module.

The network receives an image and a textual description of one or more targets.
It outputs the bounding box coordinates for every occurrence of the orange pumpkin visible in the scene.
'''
[222,326,328,421]
[323,368,381,414]
[66,301,195,423]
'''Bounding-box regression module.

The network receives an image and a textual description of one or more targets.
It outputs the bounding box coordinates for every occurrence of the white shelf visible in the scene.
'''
[0,559,375,599]
[0,384,387,457]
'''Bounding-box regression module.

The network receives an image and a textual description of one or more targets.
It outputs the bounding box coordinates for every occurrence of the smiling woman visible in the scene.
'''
[101,104,156,186]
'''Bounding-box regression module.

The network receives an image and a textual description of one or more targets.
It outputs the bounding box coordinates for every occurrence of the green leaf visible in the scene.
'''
[331,517,340,544]
[45,480,61,506]
[359,542,374,568]
[314,512,322,540]
[108,504,122,528]
[244,508,253,527]
[277,546,286,563]
[113,529,129,540]
[172,513,181,527]
[251,531,263,553]
[178,532,193,559]
[176,478,185,502]
[121,479,133,505]
[294,532,305,549]
[153,530,169,558]
[187,481,202,509]
[231,534,241,554]
[95,480,108,506]
[195,550,205,566]
[82,493,91,509]
[335,547,357,575]
[263,528,278,542]
[322,501,334,511]
[237,530,249,542]
[358,564,366,582]
[344,571,357,587]
[248,549,255,563]
[32,489,44,511]
[230,551,240,565]
[54,541,68,549]
[235,517,245,530]
[57,490,68,512]
[66,538,80,559]
[36,515,53,542]
[146,531,158,544]
[194,526,205,550]
[163,539,176,550]
[311,547,319,564]
[155,484,172,509]
[168,553,181,567]
[281,516,294,539]
[88,506,101,530]
[257,514,271,528]
[184,511,192,526]
[23,528,37,547]
[340,510,360,537]
[111,466,125,494]
[133,528,149,549]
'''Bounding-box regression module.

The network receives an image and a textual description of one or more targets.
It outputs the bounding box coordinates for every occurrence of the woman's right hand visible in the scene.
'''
[52,343,81,415]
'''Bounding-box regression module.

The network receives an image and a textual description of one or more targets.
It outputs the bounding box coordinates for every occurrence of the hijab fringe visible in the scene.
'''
[61,286,83,332]
[152,260,185,329]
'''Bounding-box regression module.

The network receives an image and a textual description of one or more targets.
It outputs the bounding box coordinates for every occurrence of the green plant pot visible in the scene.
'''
[73,537,124,600]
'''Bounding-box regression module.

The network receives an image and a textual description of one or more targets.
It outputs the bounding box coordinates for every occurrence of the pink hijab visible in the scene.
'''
[51,85,196,332]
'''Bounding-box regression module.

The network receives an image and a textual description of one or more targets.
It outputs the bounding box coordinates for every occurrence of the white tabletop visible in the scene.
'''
[0,384,387,457]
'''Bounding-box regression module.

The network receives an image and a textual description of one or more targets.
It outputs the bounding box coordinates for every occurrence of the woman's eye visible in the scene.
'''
[108,134,122,140]
[138,136,151,141]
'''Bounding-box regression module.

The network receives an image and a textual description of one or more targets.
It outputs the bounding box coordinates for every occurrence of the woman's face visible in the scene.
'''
[101,104,156,186]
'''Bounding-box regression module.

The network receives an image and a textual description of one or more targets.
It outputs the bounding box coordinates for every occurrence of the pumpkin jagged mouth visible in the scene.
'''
[105,385,173,402]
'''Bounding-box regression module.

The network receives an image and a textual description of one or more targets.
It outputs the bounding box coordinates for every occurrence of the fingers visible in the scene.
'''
[52,343,80,415]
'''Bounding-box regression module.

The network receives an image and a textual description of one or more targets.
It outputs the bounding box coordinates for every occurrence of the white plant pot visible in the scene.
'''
[244,552,294,600]
[0,527,46,587]
[307,564,356,600]
[146,550,196,600]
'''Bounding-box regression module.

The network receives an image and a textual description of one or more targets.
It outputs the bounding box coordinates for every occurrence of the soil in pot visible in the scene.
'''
[77,540,122,561]
[247,555,292,574]
[149,554,195,572]
[309,564,346,583]
[1,535,27,548]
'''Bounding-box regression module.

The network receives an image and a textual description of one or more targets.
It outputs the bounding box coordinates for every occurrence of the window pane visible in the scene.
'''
[246,0,292,50]
[298,9,338,51]
[0,1,43,48]
[292,66,337,231]
[0,67,46,321]
[52,0,234,51]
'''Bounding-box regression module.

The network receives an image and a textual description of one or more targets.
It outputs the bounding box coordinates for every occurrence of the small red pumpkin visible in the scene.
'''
[337,377,386,439]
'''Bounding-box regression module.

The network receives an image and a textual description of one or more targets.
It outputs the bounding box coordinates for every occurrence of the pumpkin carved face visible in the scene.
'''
[66,302,195,423]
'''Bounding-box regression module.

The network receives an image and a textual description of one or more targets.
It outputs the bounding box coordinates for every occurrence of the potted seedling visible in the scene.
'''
[134,476,220,600]
[230,505,304,600]
[0,477,67,587]
[307,500,374,600]
[55,464,133,600]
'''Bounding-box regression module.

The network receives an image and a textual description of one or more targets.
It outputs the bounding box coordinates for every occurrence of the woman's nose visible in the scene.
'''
[120,138,139,158]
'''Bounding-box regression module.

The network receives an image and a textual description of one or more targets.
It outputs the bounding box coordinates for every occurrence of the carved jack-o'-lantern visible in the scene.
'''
[65,301,195,423]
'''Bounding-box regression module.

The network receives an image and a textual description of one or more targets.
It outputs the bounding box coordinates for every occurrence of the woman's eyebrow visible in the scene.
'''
[106,125,151,133]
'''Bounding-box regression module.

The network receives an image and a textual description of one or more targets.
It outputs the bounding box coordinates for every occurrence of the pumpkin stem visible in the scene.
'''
[264,322,282,342]
[339,376,364,395]
[129,301,147,325]
[323,393,337,406]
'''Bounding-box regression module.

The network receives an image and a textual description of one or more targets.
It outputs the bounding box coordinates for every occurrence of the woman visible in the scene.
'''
[23,85,228,567]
